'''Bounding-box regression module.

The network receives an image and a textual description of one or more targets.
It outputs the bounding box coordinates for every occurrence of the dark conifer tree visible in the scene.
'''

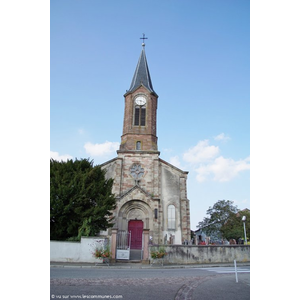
[50,158,116,240]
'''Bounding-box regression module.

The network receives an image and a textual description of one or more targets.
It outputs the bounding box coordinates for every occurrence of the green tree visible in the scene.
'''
[50,158,116,240]
[222,209,250,241]
[197,200,238,240]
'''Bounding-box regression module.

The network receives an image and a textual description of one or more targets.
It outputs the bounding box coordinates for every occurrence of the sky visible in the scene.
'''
[50,0,250,231]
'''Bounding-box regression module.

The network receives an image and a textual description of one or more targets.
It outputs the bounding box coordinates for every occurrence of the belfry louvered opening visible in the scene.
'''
[134,106,146,126]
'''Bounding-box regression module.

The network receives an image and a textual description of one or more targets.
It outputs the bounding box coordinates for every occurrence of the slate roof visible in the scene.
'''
[126,46,157,96]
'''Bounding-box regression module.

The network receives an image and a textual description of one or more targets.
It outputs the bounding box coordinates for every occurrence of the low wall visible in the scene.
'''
[149,245,250,264]
[51,240,250,264]
[50,237,109,263]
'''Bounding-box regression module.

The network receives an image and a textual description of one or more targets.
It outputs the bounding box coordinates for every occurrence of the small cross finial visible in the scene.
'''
[140,33,148,46]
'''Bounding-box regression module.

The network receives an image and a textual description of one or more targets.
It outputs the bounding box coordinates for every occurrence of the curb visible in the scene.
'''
[50,262,250,269]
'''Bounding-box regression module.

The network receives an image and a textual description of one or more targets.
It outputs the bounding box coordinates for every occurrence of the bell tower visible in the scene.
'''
[118,42,159,153]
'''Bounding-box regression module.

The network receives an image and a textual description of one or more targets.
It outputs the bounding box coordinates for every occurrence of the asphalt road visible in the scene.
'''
[50,266,250,300]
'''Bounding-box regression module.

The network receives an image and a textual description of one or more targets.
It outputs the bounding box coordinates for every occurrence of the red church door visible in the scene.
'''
[128,220,143,250]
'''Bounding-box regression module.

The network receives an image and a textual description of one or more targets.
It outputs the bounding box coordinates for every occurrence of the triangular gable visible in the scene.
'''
[118,184,151,202]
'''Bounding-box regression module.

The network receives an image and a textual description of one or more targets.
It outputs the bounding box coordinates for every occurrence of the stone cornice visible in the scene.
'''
[117,150,160,155]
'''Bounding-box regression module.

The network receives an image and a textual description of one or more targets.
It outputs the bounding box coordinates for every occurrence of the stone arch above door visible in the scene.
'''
[117,199,152,231]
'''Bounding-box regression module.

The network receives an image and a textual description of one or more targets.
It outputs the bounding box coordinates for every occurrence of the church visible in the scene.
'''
[101,40,190,253]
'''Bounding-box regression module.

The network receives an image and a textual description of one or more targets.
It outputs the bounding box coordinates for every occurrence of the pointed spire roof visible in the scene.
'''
[126,45,157,95]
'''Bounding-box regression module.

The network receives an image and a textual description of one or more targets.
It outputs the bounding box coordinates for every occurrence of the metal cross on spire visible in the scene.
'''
[140,33,148,46]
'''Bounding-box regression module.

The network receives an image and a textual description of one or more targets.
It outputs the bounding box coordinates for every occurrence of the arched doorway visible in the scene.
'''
[128,220,143,250]
[117,199,152,234]
[116,199,153,260]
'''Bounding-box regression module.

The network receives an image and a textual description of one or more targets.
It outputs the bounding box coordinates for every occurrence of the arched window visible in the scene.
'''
[168,205,175,229]
[136,141,141,150]
[134,105,146,126]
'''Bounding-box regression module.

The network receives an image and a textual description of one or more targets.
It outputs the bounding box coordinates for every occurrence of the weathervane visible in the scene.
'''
[140,33,148,46]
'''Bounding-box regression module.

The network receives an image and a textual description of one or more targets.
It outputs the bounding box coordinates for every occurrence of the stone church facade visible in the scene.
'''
[101,43,190,248]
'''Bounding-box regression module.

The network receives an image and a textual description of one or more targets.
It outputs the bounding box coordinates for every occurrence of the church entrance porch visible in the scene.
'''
[112,199,153,262]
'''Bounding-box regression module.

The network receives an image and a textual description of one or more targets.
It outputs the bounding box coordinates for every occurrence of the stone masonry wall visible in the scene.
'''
[150,245,250,264]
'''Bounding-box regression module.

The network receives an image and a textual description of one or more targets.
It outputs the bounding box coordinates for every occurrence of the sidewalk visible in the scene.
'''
[50,261,250,269]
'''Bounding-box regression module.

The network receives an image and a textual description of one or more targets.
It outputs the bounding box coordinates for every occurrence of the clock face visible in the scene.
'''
[135,96,146,106]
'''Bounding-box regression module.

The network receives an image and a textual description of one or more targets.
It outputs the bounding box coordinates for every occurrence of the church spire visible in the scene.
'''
[126,42,157,96]
[119,39,159,153]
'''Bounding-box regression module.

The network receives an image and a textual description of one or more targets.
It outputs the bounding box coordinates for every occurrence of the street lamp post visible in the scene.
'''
[242,216,247,245]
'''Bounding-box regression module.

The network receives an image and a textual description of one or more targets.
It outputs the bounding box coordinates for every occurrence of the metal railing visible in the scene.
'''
[116,231,131,250]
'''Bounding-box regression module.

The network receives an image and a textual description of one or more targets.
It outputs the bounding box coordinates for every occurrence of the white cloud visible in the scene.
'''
[183,140,219,164]
[195,166,209,183]
[214,133,230,142]
[180,138,250,182]
[84,141,119,157]
[196,156,250,182]
[50,151,73,162]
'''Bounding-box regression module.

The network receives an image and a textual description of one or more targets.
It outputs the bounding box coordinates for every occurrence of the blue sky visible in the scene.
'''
[50,0,250,230]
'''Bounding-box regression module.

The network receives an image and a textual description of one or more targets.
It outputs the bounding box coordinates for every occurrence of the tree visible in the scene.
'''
[221,209,250,241]
[50,158,116,240]
[197,200,238,240]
